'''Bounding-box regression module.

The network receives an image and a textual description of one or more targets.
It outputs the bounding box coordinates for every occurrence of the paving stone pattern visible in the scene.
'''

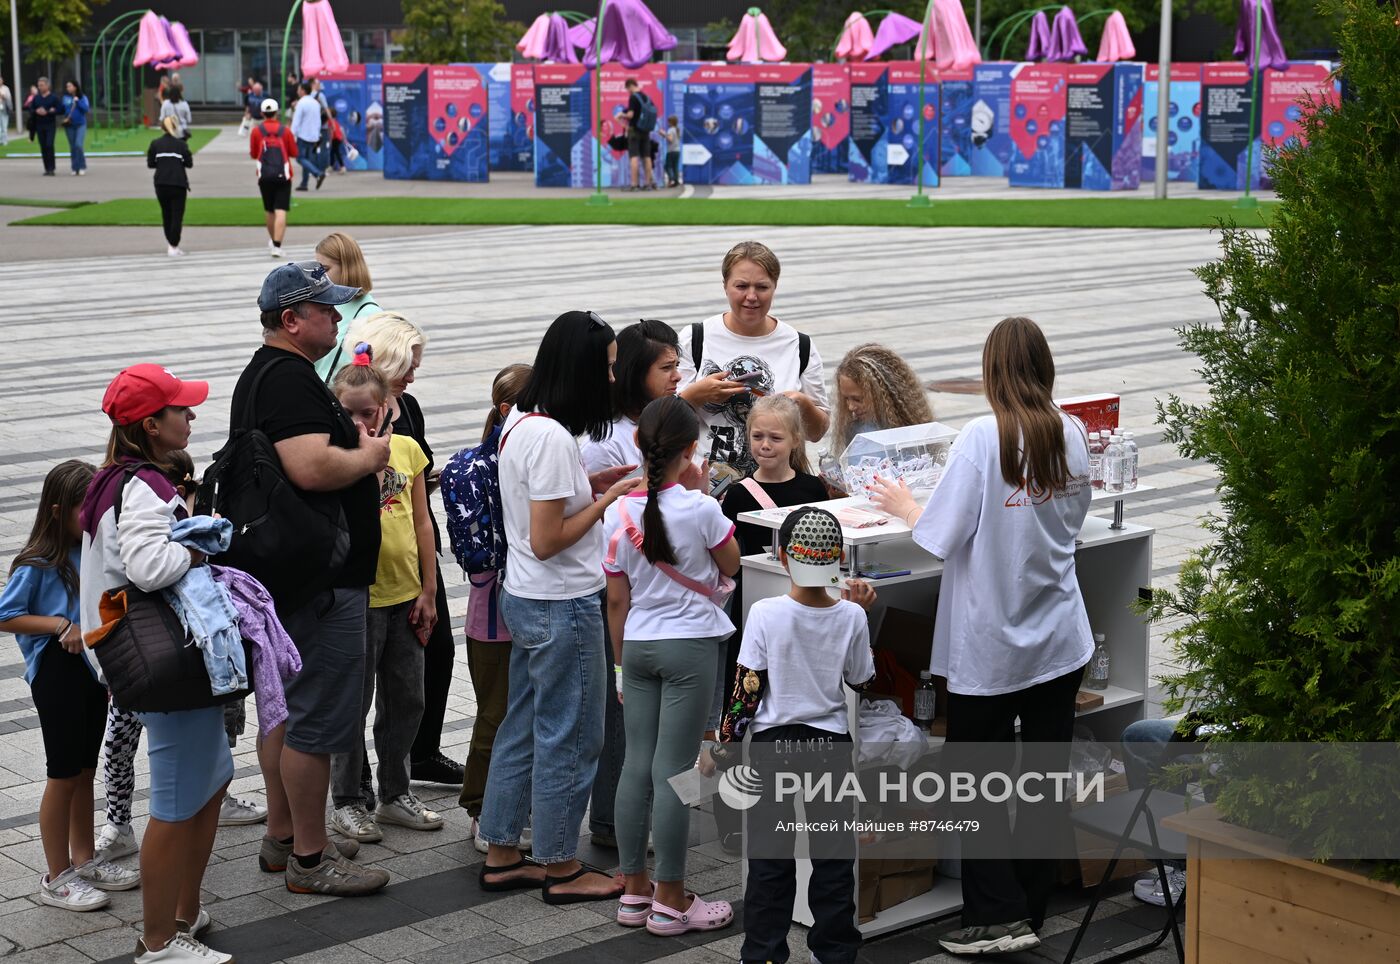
[0,220,1220,961]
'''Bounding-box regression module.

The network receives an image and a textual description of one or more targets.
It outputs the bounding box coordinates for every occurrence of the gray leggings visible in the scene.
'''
[615,636,724,880]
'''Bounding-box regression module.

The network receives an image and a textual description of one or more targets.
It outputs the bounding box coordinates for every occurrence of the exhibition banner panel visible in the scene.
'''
[384,64,489,181]
[598,63,668,187]
[1064,62,1143,191]
[321,63,384,171]
[509,64,536,172]
[467,62,529,172]
[1198,61,1258,190]
[1008,63,1067,188]
[969,62,1016,176]
[683,64,812,185]
[1258,60,1337,187]
[665,62,702,178]
[1140,62,1202,184]
[847,62,937,186]
[534,64,593,188]
[812,63,851,174]
[939,66,975,176]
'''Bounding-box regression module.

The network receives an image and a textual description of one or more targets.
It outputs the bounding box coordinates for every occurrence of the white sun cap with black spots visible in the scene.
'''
[778,506,844,587]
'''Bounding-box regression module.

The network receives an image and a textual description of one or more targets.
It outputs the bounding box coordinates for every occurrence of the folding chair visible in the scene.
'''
[1059,785,1188,964]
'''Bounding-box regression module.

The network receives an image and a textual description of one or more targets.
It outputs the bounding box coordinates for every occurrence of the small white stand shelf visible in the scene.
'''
[736,486,1156,937]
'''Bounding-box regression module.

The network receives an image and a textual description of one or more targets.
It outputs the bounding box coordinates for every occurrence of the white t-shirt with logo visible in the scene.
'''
[912,413,1094,696]
[678,314,830,475]
[498,407,604,600]
[601,485,736,641]
[581,416,641,475]
[739,596,875,735]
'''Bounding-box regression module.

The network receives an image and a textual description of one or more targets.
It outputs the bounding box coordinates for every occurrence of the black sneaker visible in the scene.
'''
[315,173,326,190]
[410,751,464,786]
[938,919,1040,955]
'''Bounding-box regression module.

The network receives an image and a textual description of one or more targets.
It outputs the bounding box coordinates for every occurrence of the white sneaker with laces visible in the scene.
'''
[330,803,384,842]
[76,856,141,891]
[218,793,268,827]
[470,817,488,854]
[167,246,185,258]
[376,793,444,831]
[1134,867,1187,907]
[134,932,232,964]
[39,867,110,911]
[95,822,139,862]
[268,240,283,259]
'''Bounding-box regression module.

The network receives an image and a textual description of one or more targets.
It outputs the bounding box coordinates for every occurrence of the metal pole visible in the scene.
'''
[9,0,21,135]
[974,0,982,49]
[908,0,935,207]
[1236,0,1263,208]
[587,0,611,205]
[280,0,306,119]
[90,9,147,133]
[1153,0,1172,199]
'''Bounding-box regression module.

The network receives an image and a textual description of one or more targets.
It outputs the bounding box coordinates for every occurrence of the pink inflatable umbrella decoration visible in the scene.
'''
[302,0,350,77]
[916,0,982,70]
[835,12,874,62]
[1234,0,1287,71]
[1025,10,1052,61]
[169,21,200,68]
[517,13,552,59]
[578,0,677,69]
[132,11,177,67]
[542,13,580,63]
[727,8,786,63]
[1047,6,1088,62]
[1095,11,1135,62]
[863,12,921,61]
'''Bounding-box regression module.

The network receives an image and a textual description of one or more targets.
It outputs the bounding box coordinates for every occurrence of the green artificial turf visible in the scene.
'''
[0,196,90,208]
[14,195,1278,230]
[0,126,218,159]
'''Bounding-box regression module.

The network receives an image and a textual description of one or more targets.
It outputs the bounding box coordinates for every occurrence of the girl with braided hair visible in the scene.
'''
[602,394,740,938]
[832,342,935,452]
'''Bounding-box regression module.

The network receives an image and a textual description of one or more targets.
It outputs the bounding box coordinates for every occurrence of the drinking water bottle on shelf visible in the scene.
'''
[913,671,936,732]
[1088,432,1104,490]
[1103,434,1126,494]
[1086,633,1110,690]
[1122,431,1139,491]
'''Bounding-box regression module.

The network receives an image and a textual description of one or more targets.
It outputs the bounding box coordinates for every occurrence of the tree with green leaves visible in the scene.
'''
[0,0,109,64]
[1153,0,1399,869]
[400,0,523,64]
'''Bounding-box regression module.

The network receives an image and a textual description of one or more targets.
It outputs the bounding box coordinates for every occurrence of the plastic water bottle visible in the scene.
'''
[1086,633,1110,690]
[1103,434,1125,493]
[913,671,936,731]
[1088,433,1104,490]
[1123,431,1139,491]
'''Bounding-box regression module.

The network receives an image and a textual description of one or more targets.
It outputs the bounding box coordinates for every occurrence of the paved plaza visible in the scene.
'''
[0,140,1225,962]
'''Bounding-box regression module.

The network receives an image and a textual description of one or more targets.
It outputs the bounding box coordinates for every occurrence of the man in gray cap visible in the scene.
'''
[228,261,391,896]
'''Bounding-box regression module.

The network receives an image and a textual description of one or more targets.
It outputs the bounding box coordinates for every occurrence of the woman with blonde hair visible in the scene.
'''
[832,343,934,451]
[873,316,1093,956]
[148,115,193,257]
[314,232,382,382]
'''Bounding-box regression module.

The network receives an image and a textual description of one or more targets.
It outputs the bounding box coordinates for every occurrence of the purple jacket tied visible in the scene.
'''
[211,565,301,736]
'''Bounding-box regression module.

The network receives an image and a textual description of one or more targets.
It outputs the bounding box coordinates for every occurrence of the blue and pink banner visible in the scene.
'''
[1141,62,1202,184]
[939,66,975,176]
[383,63,489,181]
[533,64,593,188]
[321,64,383,171]
[1064,62,1143,191]
[812,63,851,175]
[848,62,938,186]
[682,63,812,185]
[1008,63,1067,188]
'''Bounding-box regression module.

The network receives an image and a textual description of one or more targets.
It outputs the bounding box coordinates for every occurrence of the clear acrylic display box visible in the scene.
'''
[836,422,959,497]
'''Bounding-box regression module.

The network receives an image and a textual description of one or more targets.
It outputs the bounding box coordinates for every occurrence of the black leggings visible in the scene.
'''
[410,563,455,761]
[155,184,187,247]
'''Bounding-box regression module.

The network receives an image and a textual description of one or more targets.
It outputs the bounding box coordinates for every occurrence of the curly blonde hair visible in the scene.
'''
[832,343,934,451]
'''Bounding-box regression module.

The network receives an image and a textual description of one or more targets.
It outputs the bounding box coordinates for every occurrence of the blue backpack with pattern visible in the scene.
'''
[440,426,507,575]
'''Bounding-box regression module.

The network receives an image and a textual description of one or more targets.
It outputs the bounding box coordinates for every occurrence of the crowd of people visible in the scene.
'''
[1,234,1127,964]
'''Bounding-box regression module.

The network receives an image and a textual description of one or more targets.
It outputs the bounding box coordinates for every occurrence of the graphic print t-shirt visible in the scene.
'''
[677,314,830,476]
[371,434,430,608]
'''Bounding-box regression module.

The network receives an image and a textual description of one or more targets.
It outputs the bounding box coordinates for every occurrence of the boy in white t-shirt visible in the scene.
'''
[715,506,875,964]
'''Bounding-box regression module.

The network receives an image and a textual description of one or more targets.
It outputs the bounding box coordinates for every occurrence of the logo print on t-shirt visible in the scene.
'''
[1005,479,1054,508]
[699,354,774,474]
[379,467,408,513]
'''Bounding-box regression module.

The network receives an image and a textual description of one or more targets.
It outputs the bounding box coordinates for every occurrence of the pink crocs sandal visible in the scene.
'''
[645,893,734,936]
[616,883,655,927]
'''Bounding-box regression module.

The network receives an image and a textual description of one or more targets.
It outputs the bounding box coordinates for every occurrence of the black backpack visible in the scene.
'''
[634,91,658,133]
[690,322,811,376]
[257,122,288,181]
[195,356,350,614]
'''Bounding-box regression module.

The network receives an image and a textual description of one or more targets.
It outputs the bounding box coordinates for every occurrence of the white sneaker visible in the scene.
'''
[76,856,141,891]
[176,904,211,938]
[268,240,283,259]
[218,793,267,827]
[1134,868,1187,907]
[95,822,139,862]
[470,817,488,854]
[330,803,383,843]
[376,793,444,831]
[167,246,185,258]
[39,868,110,911]
[134,933,232,964]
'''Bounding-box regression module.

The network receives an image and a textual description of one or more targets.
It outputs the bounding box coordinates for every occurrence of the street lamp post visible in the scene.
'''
[1236,0,1263,208]
[9,0,21,135]
[909,0,936,208]
[1153,0,1172,199]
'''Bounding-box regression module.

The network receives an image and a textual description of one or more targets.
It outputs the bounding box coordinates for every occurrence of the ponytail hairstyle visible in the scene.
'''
[11,459,96,602]
[483,363,533,443]
[746,394,812,474]
[981,316,1071,491]
[331,341,391,405]
[635,395,700,566]
[832,343,934,450]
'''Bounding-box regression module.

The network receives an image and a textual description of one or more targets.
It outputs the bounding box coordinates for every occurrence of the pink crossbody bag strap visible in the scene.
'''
[739,477,778,510]
[605,499,736,604]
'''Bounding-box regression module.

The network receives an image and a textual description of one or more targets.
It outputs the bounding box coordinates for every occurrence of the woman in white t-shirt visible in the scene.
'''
[678,241,831,476]
[603,395,739,936]
[477,311,637,905]
[873,316,1093,957]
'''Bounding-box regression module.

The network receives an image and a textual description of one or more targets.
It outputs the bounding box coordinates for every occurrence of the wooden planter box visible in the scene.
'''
[1163,804,1400,963]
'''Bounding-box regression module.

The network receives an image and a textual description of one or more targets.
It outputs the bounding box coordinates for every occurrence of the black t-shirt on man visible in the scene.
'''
[230,345,381,589]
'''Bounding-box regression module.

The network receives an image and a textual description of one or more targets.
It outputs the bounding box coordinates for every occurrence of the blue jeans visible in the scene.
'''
[64,123,86,171]
[478,590,606,863]
[296,138,323,186]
